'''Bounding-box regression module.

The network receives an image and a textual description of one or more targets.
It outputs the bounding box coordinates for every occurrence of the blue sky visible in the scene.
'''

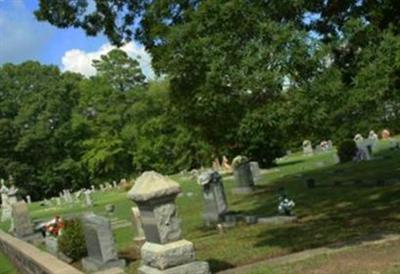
[0,0,107,65]
[0,0,155,78]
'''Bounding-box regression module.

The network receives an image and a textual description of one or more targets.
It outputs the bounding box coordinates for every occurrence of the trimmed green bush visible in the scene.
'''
[58,219,87,261]
[337,139,358,163]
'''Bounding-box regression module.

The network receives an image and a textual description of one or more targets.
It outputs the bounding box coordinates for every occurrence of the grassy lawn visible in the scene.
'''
[1,137,400,273]
[0,252,18,274]
[249,239,400,274]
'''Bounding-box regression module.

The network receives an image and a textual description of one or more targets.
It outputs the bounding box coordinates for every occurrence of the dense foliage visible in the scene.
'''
[1,1,400,198]
[58,219,87,261]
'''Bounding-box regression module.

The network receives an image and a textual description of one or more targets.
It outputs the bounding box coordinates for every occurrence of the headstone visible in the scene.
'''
[302,140,313,155]
[26,195,31,204]
[56,197,62,206]
[382,129,391,139]
[0,179,11,222]
[131,207,145,243]
[112,181,118,188]
[128,171,210,274]
[198,171,228,227]
[82,213,125,272]
[45,236,58,255]
[221,156,232,173]
[84,190,93,207]
[231,156,255,194]
[91,185,96,192]
[8,185,19,205]
[249,161,261,182]
[11,201,42,242]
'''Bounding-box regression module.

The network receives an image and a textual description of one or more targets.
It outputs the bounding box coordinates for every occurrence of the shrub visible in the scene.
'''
[337,139,358,163]
[58,218,87,261]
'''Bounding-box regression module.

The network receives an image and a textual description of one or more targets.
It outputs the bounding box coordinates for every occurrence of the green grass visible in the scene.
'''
[2,137,400,273]
[0,252,18,274]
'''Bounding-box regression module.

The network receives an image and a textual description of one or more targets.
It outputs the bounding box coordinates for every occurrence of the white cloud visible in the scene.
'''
[61,42,156,79]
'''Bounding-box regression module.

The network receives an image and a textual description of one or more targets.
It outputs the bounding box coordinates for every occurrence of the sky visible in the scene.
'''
[0,0,155,79]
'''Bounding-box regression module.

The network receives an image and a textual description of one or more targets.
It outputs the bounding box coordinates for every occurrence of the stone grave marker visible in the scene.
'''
[232,156,255,194]
[84,190,93,207]
[26,195,31,204]
[198,170,228,227]
[82,213,125,272]
[11,201,42,242]
[249,161,261,182]
[128,171,210,274]
[0,179,11,222]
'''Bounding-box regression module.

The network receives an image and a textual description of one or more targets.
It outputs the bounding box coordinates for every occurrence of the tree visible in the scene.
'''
[93,49,145,92]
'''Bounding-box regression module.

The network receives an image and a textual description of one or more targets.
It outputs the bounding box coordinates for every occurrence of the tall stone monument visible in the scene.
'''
[232,156,255,194]
[198,170,228,227]
[81,213,125,272]
[128,171,210,274]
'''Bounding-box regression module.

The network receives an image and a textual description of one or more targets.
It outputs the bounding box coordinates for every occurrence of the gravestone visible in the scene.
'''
[91,185,96,192]
[232,156,255,194]
[0,179,11,222]
[302,140,313,155]
[84,190,93,207]
[112,181,118,188]
[131,207,145,243]
[26,195,31,204]
[82,213,125,272]
[56,197,62,206]
[249,161,261,182]
[198,170,228,227]
[11,201,42,242]
[8,185,19,205]
[128,171,210,274]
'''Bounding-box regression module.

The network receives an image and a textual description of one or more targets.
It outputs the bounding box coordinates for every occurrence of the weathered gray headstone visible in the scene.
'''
[0,179,11,222]
[128,171,210,274]
[84,190,93,207]
[198,170,228,227]
[249,161,261,182]
[11,201,42,242]
[82,213,125,272]
[232,156,255,194]
[26,195,31,204]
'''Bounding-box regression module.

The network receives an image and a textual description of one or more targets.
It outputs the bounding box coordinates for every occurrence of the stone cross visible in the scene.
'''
[82,213,125,272]
[128,171,210,274]
[198,170,228,227]
[232,156,255,194]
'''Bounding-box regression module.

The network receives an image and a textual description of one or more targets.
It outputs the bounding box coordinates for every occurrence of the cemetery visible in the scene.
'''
[1,137,400,273]
[2,1,400,274]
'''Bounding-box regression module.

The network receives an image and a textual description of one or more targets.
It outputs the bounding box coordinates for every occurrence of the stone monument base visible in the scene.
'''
[138,261,210,274]
[82,257,126,272]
